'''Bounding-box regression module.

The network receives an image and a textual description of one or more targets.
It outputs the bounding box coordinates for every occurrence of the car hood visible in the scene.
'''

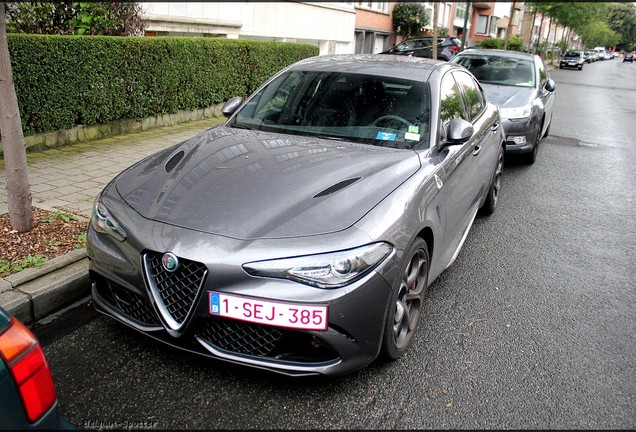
[480,84,535,108]
[115,126,420,240]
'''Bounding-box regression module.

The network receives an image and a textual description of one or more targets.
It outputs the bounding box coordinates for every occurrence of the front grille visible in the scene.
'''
[144,251,207,327]
[95,277,160,326]
[196,317,340,363]
[197,316,283,356]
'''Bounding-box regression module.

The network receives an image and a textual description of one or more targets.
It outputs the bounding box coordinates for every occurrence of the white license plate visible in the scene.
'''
[208,292,328,331]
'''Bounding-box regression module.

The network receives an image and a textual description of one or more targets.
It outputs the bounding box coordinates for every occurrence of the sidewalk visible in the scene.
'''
[0,117,225,323]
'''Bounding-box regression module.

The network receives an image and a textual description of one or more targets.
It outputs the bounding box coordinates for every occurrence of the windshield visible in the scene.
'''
[229,70,431,150]
[564,51,581,58]
[452,55,536,87]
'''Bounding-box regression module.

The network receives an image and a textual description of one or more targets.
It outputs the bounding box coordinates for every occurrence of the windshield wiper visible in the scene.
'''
[229,123,255,130]
[314,135,348,142]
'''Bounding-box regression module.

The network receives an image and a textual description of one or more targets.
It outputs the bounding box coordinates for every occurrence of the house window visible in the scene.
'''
[490,17,498,34]
[476,15,488,35]
[455,2,467,20]
[357,1,389,13]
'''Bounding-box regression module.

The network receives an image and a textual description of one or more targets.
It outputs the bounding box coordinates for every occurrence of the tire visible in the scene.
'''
[380,237,429,361]
[523,121,543,165]
[543,117,551,138]
[480,145,504,216]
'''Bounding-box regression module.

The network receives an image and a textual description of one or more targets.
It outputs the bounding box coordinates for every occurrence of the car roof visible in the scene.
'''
[400,35,454,40]
[457,49,537,61]
[289,54,448,81]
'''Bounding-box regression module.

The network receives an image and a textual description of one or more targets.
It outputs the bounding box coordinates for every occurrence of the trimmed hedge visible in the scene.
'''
[477,35,524,52]
[7,35,318,135]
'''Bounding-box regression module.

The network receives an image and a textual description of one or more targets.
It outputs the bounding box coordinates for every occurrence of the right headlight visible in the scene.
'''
[90,197,126,241]
[243,242,393,289]
[500,103,532,120]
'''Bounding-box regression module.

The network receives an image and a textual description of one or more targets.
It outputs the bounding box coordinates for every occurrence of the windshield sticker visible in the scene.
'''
[376,132,396,141]
[405,132,421,141]
[408,125,420,134]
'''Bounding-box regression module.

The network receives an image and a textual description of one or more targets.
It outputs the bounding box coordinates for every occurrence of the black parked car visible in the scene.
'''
[381,36,462,61]
[451,49,556,164]
[624,52,634,63]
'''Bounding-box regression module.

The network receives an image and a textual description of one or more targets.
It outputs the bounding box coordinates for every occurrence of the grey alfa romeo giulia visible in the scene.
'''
[88,54,505,376]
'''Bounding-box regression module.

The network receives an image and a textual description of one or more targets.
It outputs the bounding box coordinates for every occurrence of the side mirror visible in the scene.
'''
[545,79,556,92]
[444,118,474,146]
[221,96,244,118]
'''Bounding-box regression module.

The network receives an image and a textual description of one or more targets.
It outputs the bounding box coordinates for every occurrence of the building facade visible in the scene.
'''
[353,1,394,54]
[141,2,357,55]
[141,2,539,56]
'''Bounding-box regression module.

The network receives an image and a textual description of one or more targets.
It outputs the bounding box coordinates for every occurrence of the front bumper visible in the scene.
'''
[87,211,395,377]
[500,117,538,155]
[560,60,584,69]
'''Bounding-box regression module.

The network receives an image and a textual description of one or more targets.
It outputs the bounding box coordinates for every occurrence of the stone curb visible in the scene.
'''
[0,248,90,324]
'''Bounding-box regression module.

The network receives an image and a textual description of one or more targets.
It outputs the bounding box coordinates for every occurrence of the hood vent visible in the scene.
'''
[313,177,361,198]
[165,151,185,173]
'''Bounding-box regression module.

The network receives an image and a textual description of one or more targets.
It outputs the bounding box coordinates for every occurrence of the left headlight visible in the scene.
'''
[500,103,532,120]
[90,197,127,241]
[243,242,393,289]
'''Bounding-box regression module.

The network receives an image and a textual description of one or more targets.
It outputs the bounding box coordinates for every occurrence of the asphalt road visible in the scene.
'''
[35,58,636,430]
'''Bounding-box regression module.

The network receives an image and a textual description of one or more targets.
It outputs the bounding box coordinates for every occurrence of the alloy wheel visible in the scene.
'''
[392,248,428,349]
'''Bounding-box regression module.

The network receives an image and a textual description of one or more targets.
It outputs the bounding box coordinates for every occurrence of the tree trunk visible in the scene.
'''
[528,8,537,52]
[544,17,552,55]
[503,1,517,51]
[0,2,33,232]
[534,11,544,54]
[432,2,438,60]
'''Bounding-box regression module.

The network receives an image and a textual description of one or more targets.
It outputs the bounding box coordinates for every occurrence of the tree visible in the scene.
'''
[579,21,619,49]
[5,1,144,36]
[0,2,33,232]
[606,2,636,51]
[392,2,430,40]
[527,2,608,55]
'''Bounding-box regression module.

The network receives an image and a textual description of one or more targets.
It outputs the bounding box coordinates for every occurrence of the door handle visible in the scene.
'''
[473,145,481,156]
[491,121,500,132]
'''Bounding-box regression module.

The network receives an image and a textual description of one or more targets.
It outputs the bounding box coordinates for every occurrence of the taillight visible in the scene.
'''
[450,45,461,52]
[0,318,57,422]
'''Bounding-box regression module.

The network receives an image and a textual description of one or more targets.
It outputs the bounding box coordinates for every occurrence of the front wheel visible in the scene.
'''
[480,145,504,215]
[543,117,551,138]
[523,121,543,165]
[380,238,429,360]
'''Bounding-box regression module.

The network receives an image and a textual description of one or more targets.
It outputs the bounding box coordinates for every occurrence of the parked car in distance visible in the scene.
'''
[0,306,73,430]
[451,49,555,164]
[88,54,505,377]
[560,51,585,70]
[623,52,634,63]
[584,51,597,62]
[381,35,462,61]
[593,47,610,60]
